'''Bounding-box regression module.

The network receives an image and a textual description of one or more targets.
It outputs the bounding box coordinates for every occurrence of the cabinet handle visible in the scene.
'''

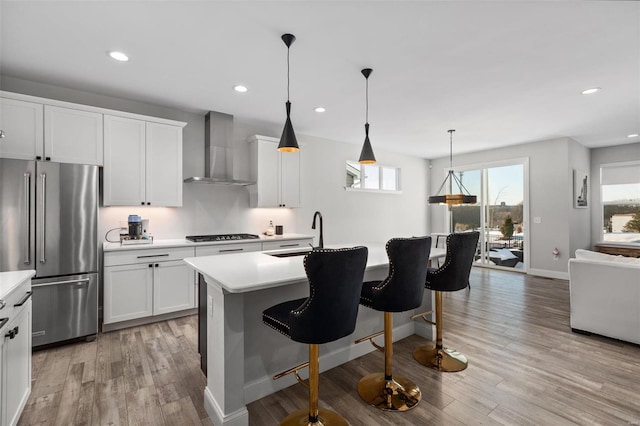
[45,157,51,161]
[0,299,5,310]
[141,202,145,205]
[155,264,159,267]
[0,318,7,329]
[137,254,169,259]
[149,264,153,268]
[36,156,42,160]
[147,202,151,205]
[14,291,32,307]
[279,243,299,248]
[220,248,244,253]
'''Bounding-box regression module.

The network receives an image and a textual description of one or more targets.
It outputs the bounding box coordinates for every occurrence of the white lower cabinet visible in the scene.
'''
[103,247,195,328]
[3,301,32,426]
[0,274,33,426]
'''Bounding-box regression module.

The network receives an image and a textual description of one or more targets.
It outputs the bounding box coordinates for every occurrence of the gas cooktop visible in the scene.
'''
[185,234,260,243]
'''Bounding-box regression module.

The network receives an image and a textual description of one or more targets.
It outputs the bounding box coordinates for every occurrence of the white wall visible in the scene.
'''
[1,77,430,246]
[590,142,640,247]
[429,137,579,279]
[568,139,591,259]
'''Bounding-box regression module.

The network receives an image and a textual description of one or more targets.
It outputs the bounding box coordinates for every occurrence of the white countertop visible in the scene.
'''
[0,270,36,300]
[184,243,446,294]
[103,233,314,252]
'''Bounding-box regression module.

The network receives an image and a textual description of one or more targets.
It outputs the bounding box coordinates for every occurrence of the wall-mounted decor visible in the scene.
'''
[574,169,589,208]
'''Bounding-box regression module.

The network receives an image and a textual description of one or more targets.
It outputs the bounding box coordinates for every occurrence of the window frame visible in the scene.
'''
[344,161,402,194]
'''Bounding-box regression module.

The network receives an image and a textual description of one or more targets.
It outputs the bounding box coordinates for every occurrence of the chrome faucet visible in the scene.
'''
[311,211,324,249]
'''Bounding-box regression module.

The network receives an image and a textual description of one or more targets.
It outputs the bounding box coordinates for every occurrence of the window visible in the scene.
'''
[601,161,640,244]
[346,161,401,192]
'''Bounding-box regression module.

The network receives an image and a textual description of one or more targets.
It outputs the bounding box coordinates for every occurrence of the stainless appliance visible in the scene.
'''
[0,158,98,347]
[186,233,259,242]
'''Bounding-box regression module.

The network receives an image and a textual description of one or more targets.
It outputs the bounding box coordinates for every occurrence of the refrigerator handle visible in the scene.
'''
[24,172,31,265]
[40,173,46,264]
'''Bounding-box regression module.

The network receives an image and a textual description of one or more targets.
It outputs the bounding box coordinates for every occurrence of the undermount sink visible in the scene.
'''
[267,250,312,258]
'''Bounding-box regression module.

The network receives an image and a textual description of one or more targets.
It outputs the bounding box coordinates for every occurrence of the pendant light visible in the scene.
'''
[358,68,376,164]
[278,33,299,153]
[428,129,477,205]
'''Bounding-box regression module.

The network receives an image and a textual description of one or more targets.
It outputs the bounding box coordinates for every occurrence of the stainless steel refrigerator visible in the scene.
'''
[1,158,98,347]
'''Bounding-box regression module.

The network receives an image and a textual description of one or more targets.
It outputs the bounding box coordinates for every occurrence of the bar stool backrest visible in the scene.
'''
[426,232,480,292]
[289,246,369,344]
[371,236,432,312]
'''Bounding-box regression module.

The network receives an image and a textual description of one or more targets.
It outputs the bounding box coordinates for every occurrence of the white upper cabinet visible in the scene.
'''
[44,105,103,165]
[0,97,103,165]
[0,98,44,160]
[248,135,300,208]
[103,115,183,207]
[145,122,183,207]
[103,115,146,206]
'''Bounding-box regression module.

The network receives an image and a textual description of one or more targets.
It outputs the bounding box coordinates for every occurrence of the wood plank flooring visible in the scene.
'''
[18,268,640,425]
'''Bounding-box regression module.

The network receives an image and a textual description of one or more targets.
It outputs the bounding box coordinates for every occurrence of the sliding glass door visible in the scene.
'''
[449,159,528,272]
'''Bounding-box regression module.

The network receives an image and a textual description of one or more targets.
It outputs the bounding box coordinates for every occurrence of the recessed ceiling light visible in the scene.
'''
[628,133,639,138]
[233,85,248,93]
[314,107,326,113]
[108,51,129,62]
[581,87,601,95]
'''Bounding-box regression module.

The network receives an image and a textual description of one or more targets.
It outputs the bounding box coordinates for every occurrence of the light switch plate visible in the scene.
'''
[533,217,541,224]
[207,295,213,317]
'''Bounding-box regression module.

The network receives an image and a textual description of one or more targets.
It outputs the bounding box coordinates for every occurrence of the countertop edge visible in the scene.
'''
[0,270,36,300]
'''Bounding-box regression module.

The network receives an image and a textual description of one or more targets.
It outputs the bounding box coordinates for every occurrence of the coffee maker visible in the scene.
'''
[121,215,152,245]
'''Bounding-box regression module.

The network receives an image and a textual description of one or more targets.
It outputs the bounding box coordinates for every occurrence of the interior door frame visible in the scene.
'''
[445,157,530,274]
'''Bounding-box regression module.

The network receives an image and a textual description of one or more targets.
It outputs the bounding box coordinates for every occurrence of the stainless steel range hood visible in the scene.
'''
[184,111,255,186]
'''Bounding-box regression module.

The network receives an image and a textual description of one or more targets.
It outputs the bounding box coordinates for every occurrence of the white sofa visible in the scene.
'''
[568,249,640,345]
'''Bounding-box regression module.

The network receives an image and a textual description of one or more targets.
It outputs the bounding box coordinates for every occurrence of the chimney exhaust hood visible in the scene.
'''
[184,111,255,186]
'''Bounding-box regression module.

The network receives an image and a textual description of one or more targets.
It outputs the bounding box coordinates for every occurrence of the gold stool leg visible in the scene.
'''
[413,291,468,372]
[281,344,348,426]
[357,312,422,411]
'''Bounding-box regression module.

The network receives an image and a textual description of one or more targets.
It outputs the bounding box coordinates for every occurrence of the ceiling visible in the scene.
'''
[1,1,638,159]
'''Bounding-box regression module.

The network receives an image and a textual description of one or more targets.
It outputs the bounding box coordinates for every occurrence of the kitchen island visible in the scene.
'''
[184,243,445,426]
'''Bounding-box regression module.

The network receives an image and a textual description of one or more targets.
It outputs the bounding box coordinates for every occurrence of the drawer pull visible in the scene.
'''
[220,248,244,253]
[279,243,299,248]
[137,254,170,259]
[0,318,7,329]
[14,291,32,307]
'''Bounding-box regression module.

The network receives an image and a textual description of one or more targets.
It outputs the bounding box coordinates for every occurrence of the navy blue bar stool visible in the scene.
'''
[412,232,479,372]
[355,236,431,411]
[263,246,368,426]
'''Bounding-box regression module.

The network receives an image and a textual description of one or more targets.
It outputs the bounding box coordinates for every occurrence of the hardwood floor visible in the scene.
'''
[19,268,640,425]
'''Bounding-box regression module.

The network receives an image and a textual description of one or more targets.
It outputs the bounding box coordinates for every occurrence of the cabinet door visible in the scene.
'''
[44,105,103,165]
[153,260,194,315]
[146,122,183,207]
[0,98,44,160]
[279,149,300,208]
[255,139,280,207]
[104,264,153,324]
[103,115,146,206]
[4,300,32,426]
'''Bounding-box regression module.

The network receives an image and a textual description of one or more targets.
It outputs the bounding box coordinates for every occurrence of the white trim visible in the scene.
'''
[243,321,416,404]
[0,90,187,127]
[204,387,249,426]
[527,268,569,281]
[344,187,403,194]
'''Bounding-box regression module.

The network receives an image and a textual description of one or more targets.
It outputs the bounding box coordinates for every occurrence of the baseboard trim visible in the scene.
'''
[204,386,249,426]
[528,268,569,281]
[243,321,416,404]
[101,308,197,332]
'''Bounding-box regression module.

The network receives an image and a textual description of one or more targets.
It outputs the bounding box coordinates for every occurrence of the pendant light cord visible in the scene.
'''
[287,45,290,102]
[365,77,369,124]
[449,130,453,170]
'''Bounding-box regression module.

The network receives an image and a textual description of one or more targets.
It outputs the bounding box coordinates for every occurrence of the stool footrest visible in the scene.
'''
[273,361,310,389]
[410,310,435,325]
[355,330,385,352]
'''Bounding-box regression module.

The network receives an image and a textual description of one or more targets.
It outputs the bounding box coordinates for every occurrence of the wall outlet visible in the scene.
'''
[533,217,542,224]
[207,295,213,317]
